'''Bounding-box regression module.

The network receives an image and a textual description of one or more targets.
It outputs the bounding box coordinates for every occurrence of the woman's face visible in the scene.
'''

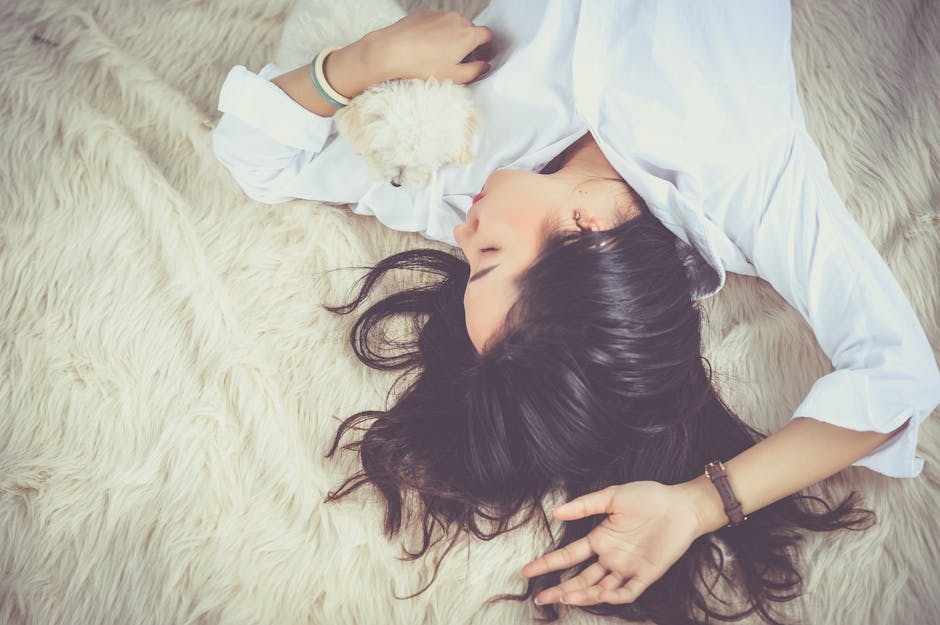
[453,167,632,353]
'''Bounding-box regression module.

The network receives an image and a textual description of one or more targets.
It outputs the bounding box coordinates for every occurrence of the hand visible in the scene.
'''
[520,481,706,606]
[366,10,494,85]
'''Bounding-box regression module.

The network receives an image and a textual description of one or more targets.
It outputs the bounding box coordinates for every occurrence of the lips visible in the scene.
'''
[472,192,485,204]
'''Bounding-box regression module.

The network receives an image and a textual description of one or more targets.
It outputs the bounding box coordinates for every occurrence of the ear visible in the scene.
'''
[575,207,602,232]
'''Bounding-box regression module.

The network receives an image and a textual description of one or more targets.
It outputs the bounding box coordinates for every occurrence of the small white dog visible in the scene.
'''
[273,0,482,189]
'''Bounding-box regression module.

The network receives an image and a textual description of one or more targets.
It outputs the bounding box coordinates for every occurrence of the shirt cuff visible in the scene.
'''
[850,413,924,478]
[792,369,938,478]
[216,64,335,152]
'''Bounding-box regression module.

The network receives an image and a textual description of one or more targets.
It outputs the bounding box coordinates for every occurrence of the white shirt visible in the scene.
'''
[212,0,940,478]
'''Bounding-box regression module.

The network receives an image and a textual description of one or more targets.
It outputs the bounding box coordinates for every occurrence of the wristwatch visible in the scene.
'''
[704,460,747,527]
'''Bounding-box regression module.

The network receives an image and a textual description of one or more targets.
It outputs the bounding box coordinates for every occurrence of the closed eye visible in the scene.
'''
[468,264,498,283]
[480,247,498,253]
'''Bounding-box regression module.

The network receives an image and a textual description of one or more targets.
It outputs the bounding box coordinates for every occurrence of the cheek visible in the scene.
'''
[481,169,548,246]
[463,288,471,318]
[463,283,517,353]
[462,292,487,352]
[499,209,545,248]
[487,167,532,195]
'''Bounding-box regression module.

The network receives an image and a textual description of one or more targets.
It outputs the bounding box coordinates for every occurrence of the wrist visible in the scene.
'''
[676,473,729,536]
[323,37,394,100]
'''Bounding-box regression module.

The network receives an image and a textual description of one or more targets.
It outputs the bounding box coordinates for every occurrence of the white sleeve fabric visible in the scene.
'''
[211,63,374,205]
[210,63,473,245]
[705,129,940,478]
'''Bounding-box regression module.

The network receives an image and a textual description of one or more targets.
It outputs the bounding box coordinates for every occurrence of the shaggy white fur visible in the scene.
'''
[275,0,482,189]
[0,0,938,624]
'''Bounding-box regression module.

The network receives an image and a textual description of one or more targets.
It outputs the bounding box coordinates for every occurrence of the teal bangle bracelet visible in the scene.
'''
[309,48,349,109]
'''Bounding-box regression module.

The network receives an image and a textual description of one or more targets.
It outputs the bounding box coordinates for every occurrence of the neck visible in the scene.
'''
[546,133,643,223]
[557,133,623,181]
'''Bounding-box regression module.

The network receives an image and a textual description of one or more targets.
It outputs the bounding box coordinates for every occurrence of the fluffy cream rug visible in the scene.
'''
[1,0,938,624]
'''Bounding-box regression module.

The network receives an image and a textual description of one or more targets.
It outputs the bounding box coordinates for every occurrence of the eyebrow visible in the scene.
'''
[468,265,499,283]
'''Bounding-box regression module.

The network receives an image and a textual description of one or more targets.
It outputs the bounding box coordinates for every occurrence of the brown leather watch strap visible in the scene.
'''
[704,460,747,527]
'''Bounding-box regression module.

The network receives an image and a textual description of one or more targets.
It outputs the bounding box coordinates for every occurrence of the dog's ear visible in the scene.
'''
[454,107,481,164]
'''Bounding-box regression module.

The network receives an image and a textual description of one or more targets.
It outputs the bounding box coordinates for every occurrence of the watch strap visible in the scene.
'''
[704,460,747,527]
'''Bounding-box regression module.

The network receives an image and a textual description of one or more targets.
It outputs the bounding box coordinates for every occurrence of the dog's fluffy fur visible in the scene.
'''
[276,0,480,188]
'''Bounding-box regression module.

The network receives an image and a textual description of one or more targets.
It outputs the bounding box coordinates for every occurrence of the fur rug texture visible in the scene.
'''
[1,0,938,624]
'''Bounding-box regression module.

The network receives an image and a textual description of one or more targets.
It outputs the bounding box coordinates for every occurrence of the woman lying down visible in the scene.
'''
[211,2,940,623]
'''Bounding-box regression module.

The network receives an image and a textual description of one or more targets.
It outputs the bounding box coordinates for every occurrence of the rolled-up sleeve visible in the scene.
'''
[211,63,373,205]
[707,129,940,478]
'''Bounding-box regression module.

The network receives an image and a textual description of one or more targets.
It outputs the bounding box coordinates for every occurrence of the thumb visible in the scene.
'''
[452,60,491,84]
[553,486,616,520]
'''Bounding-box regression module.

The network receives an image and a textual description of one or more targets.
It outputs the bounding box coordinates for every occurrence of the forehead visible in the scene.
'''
[463,267,520,353]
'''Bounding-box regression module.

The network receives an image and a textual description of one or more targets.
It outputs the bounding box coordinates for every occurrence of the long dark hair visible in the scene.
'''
[321,204,874,625]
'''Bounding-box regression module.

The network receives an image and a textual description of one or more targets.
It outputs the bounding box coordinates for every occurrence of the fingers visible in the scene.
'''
[474,25,493,47]
[533,562,606,605]
[455,27,494,84]
[553,486,616,520]
[520,535,594,577]
[537,569,639,607]
[562,573,645,606]
[597,577,647,605]
[452,60,491,85]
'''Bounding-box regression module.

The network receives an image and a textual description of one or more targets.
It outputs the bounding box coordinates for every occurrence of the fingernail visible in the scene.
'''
[533,597,541,605]
[560,596,568,604]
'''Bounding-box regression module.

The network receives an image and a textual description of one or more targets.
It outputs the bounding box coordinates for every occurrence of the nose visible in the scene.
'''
[453,210,480,254]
